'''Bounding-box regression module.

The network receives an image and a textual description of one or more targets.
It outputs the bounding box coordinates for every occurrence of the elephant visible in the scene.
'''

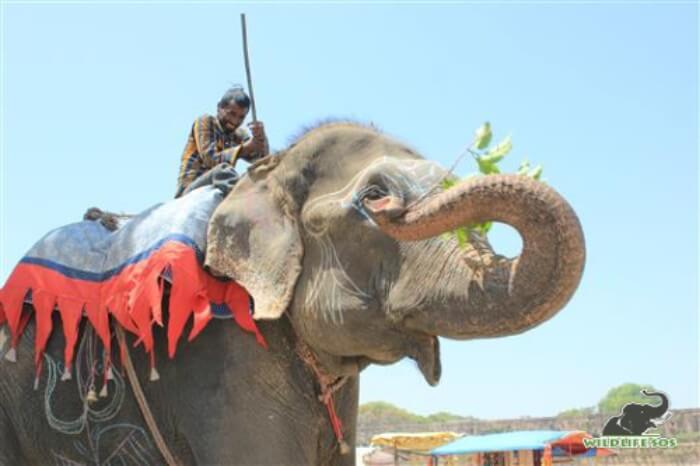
[602,390,671,436]
[0,121,585,465]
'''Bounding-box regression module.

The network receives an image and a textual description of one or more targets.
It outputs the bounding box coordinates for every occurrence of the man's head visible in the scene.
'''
[217,86,250,133]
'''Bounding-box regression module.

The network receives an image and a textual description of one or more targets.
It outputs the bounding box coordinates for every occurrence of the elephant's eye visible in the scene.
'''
[361,185,389,201]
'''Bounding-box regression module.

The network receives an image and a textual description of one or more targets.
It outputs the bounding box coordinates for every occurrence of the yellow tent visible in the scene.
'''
[370,432,463,452]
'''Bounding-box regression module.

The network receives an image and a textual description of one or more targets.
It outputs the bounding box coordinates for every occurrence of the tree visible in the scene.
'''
[597,383,659,414]
[557,407,595,418]
[358,402,469,425]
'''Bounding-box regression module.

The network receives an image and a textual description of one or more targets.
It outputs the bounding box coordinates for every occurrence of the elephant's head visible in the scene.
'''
[205,122,585,385]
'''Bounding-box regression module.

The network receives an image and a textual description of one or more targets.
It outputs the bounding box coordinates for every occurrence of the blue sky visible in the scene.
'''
[1,2,697,419]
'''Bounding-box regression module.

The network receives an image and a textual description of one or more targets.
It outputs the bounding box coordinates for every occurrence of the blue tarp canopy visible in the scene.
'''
[431,430,576,456]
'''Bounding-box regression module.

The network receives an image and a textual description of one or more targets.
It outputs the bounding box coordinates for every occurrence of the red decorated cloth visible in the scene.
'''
[0,241,267,377]
[0,188,267,379]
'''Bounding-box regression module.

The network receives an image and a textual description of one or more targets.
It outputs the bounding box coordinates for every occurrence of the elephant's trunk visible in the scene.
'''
[642,390,669,418]
[370,174,585,338]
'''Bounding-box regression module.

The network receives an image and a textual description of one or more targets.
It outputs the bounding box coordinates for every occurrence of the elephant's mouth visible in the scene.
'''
[408,334,441,386]
[355,334,440,386]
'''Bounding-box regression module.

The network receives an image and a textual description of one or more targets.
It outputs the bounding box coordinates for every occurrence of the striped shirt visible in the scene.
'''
[175,115,251,197]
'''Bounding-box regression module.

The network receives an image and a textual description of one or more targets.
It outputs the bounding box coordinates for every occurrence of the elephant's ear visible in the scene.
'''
[205,160,303,320]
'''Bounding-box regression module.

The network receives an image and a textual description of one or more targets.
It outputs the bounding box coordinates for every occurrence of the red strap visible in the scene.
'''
[324,395,344,442]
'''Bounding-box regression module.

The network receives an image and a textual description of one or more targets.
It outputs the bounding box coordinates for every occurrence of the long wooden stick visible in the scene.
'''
[240,13,257,122]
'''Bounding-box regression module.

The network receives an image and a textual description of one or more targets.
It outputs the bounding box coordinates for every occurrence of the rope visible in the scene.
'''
[325,395,344,441]
[115,326,179,466]
[295,338,351,454]
[407,144,478,210]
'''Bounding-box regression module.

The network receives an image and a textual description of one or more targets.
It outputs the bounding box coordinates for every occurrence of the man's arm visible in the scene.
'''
[193,116,242,166]
[238,121,269,162]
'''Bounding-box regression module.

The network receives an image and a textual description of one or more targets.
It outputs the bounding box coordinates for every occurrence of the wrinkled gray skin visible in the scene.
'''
[0,122,585,465]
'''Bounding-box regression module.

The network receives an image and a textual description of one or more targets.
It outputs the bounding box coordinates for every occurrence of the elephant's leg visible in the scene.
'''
[0,406,24,465]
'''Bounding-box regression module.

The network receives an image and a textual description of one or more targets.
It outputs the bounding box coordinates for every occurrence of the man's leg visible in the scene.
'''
[179,164,240,197]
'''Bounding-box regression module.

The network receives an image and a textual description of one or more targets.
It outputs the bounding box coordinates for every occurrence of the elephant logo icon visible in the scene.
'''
[602,390,672,436]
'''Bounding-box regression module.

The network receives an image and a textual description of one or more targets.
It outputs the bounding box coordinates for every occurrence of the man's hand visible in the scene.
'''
[248,121,265,140]
[243,121,268,161]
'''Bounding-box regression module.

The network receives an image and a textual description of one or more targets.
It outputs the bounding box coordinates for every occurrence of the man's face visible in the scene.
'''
[218,103,248,133]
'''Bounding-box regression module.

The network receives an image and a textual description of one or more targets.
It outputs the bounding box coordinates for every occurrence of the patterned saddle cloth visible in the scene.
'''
[0,186,265,378]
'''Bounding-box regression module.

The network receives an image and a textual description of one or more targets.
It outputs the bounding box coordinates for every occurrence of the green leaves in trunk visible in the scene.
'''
[473,129,513,175]
[443,123,544,246]
[473,122,493,150]
[518,159,544,180]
